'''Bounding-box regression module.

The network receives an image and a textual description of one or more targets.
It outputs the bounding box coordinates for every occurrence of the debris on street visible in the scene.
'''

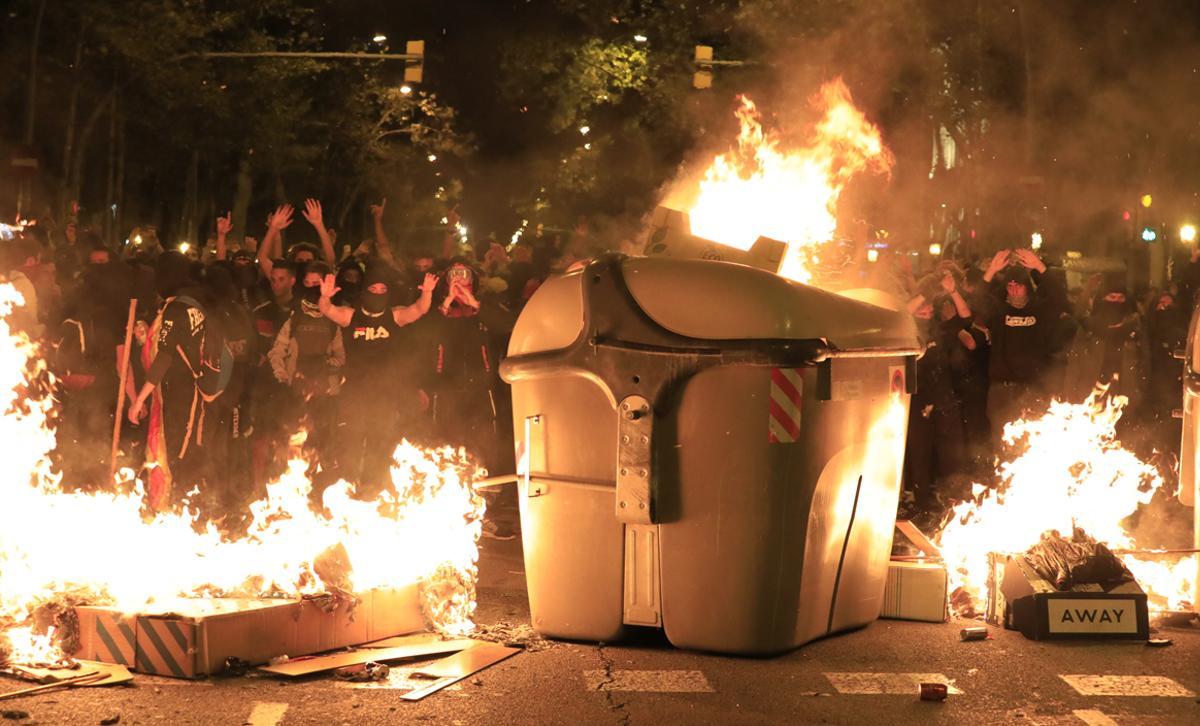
[470,622,555,652]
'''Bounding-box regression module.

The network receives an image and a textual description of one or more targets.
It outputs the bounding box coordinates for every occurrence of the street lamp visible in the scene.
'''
[399,85,412,95]
[1181,224,1197,244]
[1031,232,1043,250]
[372,34,388,43]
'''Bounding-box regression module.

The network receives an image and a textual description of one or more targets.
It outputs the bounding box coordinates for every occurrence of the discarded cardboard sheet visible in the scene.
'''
[358,632,463,649]
[413,641,519,678]
[259,636,476,678]
[0,670,111,702]
[9,661,133,687]
[894,520,942,560]
[400,642,520,702]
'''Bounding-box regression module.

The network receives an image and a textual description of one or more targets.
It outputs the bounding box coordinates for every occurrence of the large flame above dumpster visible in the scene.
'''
[673,78,893,284]
[937,389,1196,614]
[0,284,486,664]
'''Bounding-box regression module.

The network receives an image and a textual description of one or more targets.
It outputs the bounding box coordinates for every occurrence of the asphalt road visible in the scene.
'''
[3,522,1198,725]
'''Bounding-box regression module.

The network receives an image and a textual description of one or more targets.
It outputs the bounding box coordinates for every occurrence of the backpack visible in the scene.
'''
[172,295,234,401]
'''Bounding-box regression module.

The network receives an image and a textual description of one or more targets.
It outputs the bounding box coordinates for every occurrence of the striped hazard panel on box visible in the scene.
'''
[136,617,196,678]
[769,368,803,443]
[89,611,137,667]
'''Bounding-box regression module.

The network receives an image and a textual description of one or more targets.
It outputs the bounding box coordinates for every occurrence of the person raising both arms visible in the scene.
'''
[319,265,437,496]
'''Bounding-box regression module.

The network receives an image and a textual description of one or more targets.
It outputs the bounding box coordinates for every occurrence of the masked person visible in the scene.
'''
[128,252,227,511]
[319,264,435,495]
[50,247,132,486]
[1146,288,1188,448]
[228,250,266,310]
[901,271,970,519]
[199,265,257,519]
[1064,276,1148,409]
[332,258,364,309]
[248,259,295,486]
[268,262,342,469]
[980,249,1057,444]
[428,260,509,472]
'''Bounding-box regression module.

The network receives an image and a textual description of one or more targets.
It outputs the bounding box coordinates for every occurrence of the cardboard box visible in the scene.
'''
[880,560,949,623]
[995,555,1149,640]
[880,520,948,623]
[72,585,424,678]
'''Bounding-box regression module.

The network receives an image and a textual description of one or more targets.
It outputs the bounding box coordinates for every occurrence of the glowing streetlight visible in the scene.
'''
[866,249,879,263]
[1030,232,1043,250]
[372,34,388,43]
[427,154,438,162]
[1182,224,1197,243]
[179,242,191,254]
[399,85,413,95]
[928,243,942,256]
[633,34,648,43]
[579,125,590,136]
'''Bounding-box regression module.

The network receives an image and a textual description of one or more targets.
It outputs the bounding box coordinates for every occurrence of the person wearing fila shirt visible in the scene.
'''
[980,248,1055,444]
[319,265,436,496]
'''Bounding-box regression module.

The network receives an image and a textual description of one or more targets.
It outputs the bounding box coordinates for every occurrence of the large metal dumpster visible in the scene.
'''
[500,254,920,654]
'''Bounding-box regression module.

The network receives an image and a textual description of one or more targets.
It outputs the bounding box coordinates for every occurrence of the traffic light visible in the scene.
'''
[404,40,424,84]
[693,46,713,89]
[1141,225,1158,243]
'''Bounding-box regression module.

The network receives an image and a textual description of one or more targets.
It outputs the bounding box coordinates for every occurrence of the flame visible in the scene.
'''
[938,388,1196,614]
[681,78,892,283]
[0,284,487,664]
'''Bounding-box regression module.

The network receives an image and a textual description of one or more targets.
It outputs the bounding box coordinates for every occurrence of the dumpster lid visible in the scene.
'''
[621,257,917,349]
[508,257,918,357]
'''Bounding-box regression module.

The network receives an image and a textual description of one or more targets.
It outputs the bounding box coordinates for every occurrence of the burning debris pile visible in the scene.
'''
[937,387,1196,619]
[0,284,488,666]
[663,77,893,285]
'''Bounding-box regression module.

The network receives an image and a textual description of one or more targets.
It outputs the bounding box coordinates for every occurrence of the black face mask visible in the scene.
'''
[338,277,362,299]
[1093,300,1127,328]
[362,290,388,314]
[233,265,257,290]
[301,285,321,303]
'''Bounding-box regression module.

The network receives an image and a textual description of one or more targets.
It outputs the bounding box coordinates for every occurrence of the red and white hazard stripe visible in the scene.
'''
[769,368,803,444]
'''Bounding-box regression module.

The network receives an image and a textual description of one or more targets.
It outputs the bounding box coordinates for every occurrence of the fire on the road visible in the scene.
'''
[677,78,893,284]
[938,388,1196,614]
[0,285,486,665]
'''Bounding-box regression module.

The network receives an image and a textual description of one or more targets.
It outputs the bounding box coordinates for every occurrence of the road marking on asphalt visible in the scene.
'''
[246,701,289,726]
[1073,709,1119,726]
[823,672,962,695]
[583,670,713,693]
[1060,675,1195,697]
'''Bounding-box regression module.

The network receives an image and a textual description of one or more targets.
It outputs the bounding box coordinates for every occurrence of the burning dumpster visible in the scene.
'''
[500,254,920,655]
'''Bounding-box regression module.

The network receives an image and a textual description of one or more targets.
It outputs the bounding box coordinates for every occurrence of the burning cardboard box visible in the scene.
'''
[987,554,1149,641]
[71,586,425,679]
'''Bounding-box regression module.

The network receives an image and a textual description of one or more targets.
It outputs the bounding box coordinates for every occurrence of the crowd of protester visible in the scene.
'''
[3,200,596,533]
[896,245,1196,527]
[3,206,1196,533]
